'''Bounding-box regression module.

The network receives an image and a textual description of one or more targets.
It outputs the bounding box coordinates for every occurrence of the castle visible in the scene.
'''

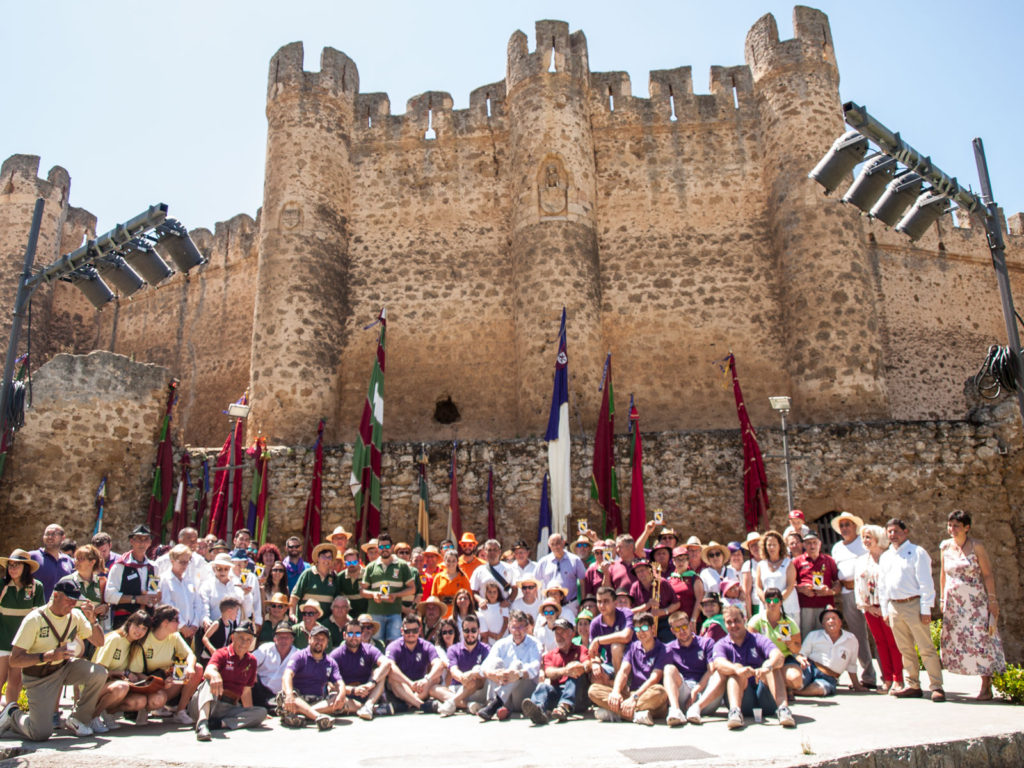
[1,5,1022,451]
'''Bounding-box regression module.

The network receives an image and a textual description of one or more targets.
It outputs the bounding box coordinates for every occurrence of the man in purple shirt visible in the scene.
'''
[279,624,346,730]
[662,611,720,726]
[385,615,455,715]
[282,537,308,592]
[587,586,634,685]
[588,611,668,725]
[328,619,392,720]
[711,605,795,729]
[29,524,75,598]
[446,614,490,713]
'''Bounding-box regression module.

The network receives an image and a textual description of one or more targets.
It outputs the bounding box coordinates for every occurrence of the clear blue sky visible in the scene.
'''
[2,1,1021,234]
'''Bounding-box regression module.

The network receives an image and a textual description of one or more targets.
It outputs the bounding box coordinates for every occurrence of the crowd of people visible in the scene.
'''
[0,506,1006,743]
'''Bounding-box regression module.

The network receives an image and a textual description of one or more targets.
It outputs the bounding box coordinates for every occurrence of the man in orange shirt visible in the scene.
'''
[458,533,485,579]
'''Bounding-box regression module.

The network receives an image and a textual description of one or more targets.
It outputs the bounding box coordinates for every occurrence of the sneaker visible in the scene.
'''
[633,710,654,726]
[666,706,685,727]
[438,699,457,718]
[478,695,503,721]
[894,686,923,699]
[316,715,333,731]
[496,706,510,721]
[686,703,702,725]
[726,707,744,730]
[89,716,110,734]
[467,701,483,716]
[373,700,393,717]
[595,707,621,723]
[101,712,122,731]
[0,702,20,737]
[357,701,374,721]
[777,704,796,728]
[65,716,94,737]
[174,709,194,725]
[152,706,175,718]
[420,700,440,714]
[551,704,569,723]
[135,710,149,726]
[195,721,212,742]
[521,699,549,725]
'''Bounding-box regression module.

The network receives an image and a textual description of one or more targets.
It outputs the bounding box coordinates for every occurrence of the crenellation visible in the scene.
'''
[403,91,455,139]
[1010,212,1023,236]
[507,21,590,93]
[354,92,391,130]
[744,8,836,82]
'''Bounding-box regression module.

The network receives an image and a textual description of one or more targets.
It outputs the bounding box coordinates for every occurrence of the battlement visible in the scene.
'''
[506,20,590,92]
[1,154,70,203]
[267,42,359,102]
[744,5,835,82]
[353,83,508,141]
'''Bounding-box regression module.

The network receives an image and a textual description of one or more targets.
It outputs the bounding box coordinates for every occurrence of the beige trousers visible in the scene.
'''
[889,597,943,691]
[589,682,668,719]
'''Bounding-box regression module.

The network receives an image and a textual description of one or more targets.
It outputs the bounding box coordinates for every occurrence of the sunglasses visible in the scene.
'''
[637,624,652,632]
[708,552,724,558]
[344,631,360,638]
[380,544,392,550]
[344,560,359,567]
[440,629,456,636]
[521,585,537,591]
[396,550,411,556]
[287,545,300,550]
[463,627,478,633]
[301,611,318,617]
[765,597,781,604]
[271,568,285,573]
[542,609,556,616]
[670,624,688,631]
[360,624,375,630]
[401,628,419,634]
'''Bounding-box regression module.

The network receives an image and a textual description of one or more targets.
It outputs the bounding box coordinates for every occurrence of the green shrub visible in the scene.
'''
[0,681,29,711]
[993,664,1024,704]
[917,619,942,670]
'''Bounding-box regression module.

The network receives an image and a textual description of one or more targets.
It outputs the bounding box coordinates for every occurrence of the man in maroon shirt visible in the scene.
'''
[793,531,839,637]
[189,621,267,741]
[521,619,589,724]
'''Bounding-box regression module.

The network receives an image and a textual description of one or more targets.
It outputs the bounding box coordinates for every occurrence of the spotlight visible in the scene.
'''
[94,255,145,296]
[120,237,173,285]
[895,190,951,241]
[152,219,205,273]
[842,155,897,212]
[808,130,869,194]
[64,266,114,309]
[870,172,922,227]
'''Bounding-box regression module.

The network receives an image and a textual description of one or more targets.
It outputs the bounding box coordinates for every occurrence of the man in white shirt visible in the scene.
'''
[154,527,211,587]
[252,622,298,709]
[829,512,876,687]
[478,610,542,720]
[878,518,944,701]
[469,539,514,605]
[534,534,586,622]
[159,544,205,644]
[506,540,537,585]
[795,607,865,696]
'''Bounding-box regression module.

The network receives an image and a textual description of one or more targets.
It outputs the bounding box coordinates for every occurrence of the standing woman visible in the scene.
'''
[0,549,44,706]
[430,551,471,619]
[755,531,799,619]
[261,561,290,611]
[939,509,1006,700]
[854,524,903,694]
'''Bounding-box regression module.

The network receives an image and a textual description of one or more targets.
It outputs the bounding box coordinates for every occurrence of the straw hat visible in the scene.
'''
[830,511,864,535]
[211,553,234,568]
[539,597,562,614]
[0,549,40,574]
[356,613,380,634]
[416,596,447,617]
[685,536,703,549]
[517,577,542,590]
[311,542,337,561]
[327,526,351,541]
[740,531,762,551]
[422,545,442,558]
[266,592,290,607]
[543,584,568,600]
[701,541,730,565]
[298,599,324,620]
[360,538,379,554]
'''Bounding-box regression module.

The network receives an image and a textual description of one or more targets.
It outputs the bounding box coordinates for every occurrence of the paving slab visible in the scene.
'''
[2,672,1021,768]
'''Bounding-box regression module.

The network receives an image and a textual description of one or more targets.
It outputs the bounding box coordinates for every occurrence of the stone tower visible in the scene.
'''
[249,44,359,444]
[745,7,888,421]
[506,21,604,433]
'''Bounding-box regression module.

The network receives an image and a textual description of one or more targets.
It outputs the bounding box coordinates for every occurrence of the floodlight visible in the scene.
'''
[870,172,922,226]
[95,255,145,296]
[808,131,869,194]
[120,237,173,285]
[152,219,205,273]
[842,155,897,212]
[64,266,114,309]
[895,190,952,241]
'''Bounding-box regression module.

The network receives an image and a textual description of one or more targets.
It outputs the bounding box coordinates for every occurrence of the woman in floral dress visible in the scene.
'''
[939,509,1005,701]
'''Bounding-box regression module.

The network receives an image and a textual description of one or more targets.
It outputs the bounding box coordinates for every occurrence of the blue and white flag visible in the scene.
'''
[537,471,552,559]
[545,307,571,539]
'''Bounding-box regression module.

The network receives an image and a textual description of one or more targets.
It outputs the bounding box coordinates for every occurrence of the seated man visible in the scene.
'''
[661,611,721,726]
[795,606,866,696]
[587,586,634,686]
[479,609,542,721]
[711,605,795,730]
[328,619,392,720]
[252,621,298,710]
[588,611,668,726]
[385,615,455,715]
[521,618,589,724]
[278,624,346,731]
[189,620,268,741]
[446,614,490,713]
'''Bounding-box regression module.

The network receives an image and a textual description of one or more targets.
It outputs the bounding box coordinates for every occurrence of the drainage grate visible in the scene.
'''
[620,746,716,764]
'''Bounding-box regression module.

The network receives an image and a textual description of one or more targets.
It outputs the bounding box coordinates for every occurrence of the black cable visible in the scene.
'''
[975,345,1020,399]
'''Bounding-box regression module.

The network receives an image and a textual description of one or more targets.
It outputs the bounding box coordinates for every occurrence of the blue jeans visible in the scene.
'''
[740,680,778,717]
[371,613,403,645]
[530,679,578,713]
[800,660,838,696]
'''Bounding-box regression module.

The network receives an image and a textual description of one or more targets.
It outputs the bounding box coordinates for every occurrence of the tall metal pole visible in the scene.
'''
[226,416,236,543]
[972,138,1024,425]
[779,410,794,512]
[0,198,45,445]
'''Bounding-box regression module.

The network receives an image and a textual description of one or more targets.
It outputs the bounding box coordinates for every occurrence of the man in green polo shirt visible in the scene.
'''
[360,533,415,644]
[290,544,339,620]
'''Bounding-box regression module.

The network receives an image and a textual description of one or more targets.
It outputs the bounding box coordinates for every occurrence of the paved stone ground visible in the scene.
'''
[1,672,1020,768]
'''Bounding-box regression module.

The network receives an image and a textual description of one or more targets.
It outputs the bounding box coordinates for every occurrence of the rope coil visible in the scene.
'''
[975,345,1021,399]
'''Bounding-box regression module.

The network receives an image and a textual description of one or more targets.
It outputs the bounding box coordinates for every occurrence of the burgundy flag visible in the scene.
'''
[628,395,647,540]
[147,379,178,545]
[302,419,325,560]
[208,394,246,541]
[728,354,769,531]
[590,353,622,536]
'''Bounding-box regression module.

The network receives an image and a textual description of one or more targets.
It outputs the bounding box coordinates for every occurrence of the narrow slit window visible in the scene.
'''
[731,77,739,109]
[425,108,436,140]
[549,40,557,73]
[608,86,614,112]
[367,109,372,129]
[485,92,492,118]
[669,86,677,122]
